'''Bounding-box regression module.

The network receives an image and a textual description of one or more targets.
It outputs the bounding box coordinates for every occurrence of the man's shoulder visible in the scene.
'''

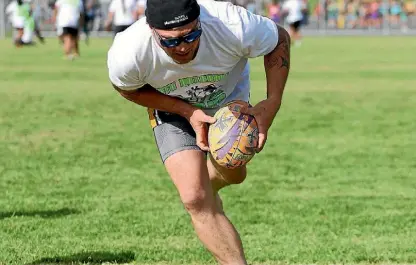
[199,0,272,48]
[198,0,250,44]
[109,19,154,59]
[113,19,152,46]
[199,0,243,24]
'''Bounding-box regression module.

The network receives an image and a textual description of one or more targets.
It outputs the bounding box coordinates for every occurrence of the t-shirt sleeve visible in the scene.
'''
[107,34,146,91]
[234,6,278,58]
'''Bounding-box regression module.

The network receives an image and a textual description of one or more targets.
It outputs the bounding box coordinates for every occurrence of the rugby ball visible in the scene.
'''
[208,100,259,169]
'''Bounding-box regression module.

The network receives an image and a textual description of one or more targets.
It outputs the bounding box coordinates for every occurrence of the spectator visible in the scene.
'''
[53,0,84,59]
[345,0,359,28]
[6,0,26,46]
[282,0,307,46]
[105,0,139,36]
[268,0,281,23]
[326,0,339,28]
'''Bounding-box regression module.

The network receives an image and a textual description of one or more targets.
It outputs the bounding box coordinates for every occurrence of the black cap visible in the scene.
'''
[146,0,200,30]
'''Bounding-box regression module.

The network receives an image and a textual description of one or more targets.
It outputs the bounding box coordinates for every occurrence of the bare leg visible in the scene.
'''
[165,150,247,265]
[294,28,302,47]
[14,29,24,47]
[289,25,302,47]
[73,35,80,57]
[207,152,247,225]
[63,34,72,57]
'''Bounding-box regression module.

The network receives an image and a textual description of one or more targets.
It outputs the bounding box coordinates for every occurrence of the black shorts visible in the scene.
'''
[114,25,130,35]
[289,20,302,31]
[62,27,79,37]
[148,109,203,163]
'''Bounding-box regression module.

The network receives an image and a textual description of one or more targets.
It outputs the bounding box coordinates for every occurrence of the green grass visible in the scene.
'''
[0,36,415,265]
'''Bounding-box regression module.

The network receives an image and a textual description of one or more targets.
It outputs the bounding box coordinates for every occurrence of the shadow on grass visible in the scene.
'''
[0,208,79,220]
[27,251,135,265]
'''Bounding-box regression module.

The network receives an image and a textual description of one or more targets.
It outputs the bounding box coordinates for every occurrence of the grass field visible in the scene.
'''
[0,36,416,265]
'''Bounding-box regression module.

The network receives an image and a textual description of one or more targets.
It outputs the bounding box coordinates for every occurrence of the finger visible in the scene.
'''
[239,105,248,113]
[240,105,255,116]
[256,133,267,153]
[196,126,210,151]
[197,141,209,151]
[202,114,216,124]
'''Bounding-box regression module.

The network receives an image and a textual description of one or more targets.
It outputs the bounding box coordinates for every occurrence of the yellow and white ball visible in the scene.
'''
[208,101,259,169]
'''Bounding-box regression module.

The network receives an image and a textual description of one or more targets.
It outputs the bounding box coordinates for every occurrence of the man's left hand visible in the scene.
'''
[240,98,280,153]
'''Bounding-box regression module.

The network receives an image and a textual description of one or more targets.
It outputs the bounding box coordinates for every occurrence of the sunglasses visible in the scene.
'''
[154,23,202,48]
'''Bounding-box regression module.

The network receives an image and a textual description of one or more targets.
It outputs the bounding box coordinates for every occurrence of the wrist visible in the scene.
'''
[175,101,198,120]
[267,96,282,113]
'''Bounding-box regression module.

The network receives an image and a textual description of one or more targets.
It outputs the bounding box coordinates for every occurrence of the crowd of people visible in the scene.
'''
[5,0,146,59]
[264,0,415,30]
[317,0,415,30]
[4,0,415,55]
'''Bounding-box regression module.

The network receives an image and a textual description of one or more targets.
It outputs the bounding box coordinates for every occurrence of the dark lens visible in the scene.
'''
[183,29,202,43]
[161,38,181,48]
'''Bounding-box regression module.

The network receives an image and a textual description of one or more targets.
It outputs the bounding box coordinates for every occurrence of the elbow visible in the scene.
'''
[112,83,127,98]
[278,26,291,46]
[112,83,141,101]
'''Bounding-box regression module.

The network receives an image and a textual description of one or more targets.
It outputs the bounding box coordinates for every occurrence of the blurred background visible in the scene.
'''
[1,0,415,265]
[1,0,415,38]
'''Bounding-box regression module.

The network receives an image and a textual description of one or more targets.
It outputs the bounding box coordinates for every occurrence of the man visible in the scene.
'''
[20,10,36,45]
[53,0,84,59]
[107,0,290,264]
[281,0,306,46]
[6,0,26,46]
[20,0,45,46]
[104,0,139,36]
[81,0,93,44]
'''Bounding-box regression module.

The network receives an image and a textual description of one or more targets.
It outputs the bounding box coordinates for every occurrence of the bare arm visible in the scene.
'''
[52,7,58,24]
[263,24,291,113]
[113,84,216,151]
[105,11,114,31]
[240,23,291,152]
[113,84,197,119]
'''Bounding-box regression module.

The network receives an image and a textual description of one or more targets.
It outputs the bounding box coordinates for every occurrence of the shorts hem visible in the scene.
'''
[161,146,203,163]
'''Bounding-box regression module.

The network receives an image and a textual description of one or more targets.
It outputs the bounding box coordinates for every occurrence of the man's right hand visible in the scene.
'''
[104,21,112,32]
[185,109,216,151]
[113,85,216,151]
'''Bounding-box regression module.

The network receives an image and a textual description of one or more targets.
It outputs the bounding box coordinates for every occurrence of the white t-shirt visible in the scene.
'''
[55,0,83,28]
[107,0,278,114]
[282,0,304,24]
[6,1,25,28]
[108,0,137,26]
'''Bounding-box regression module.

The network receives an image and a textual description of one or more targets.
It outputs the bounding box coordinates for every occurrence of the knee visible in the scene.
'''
[180,188,214,215]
